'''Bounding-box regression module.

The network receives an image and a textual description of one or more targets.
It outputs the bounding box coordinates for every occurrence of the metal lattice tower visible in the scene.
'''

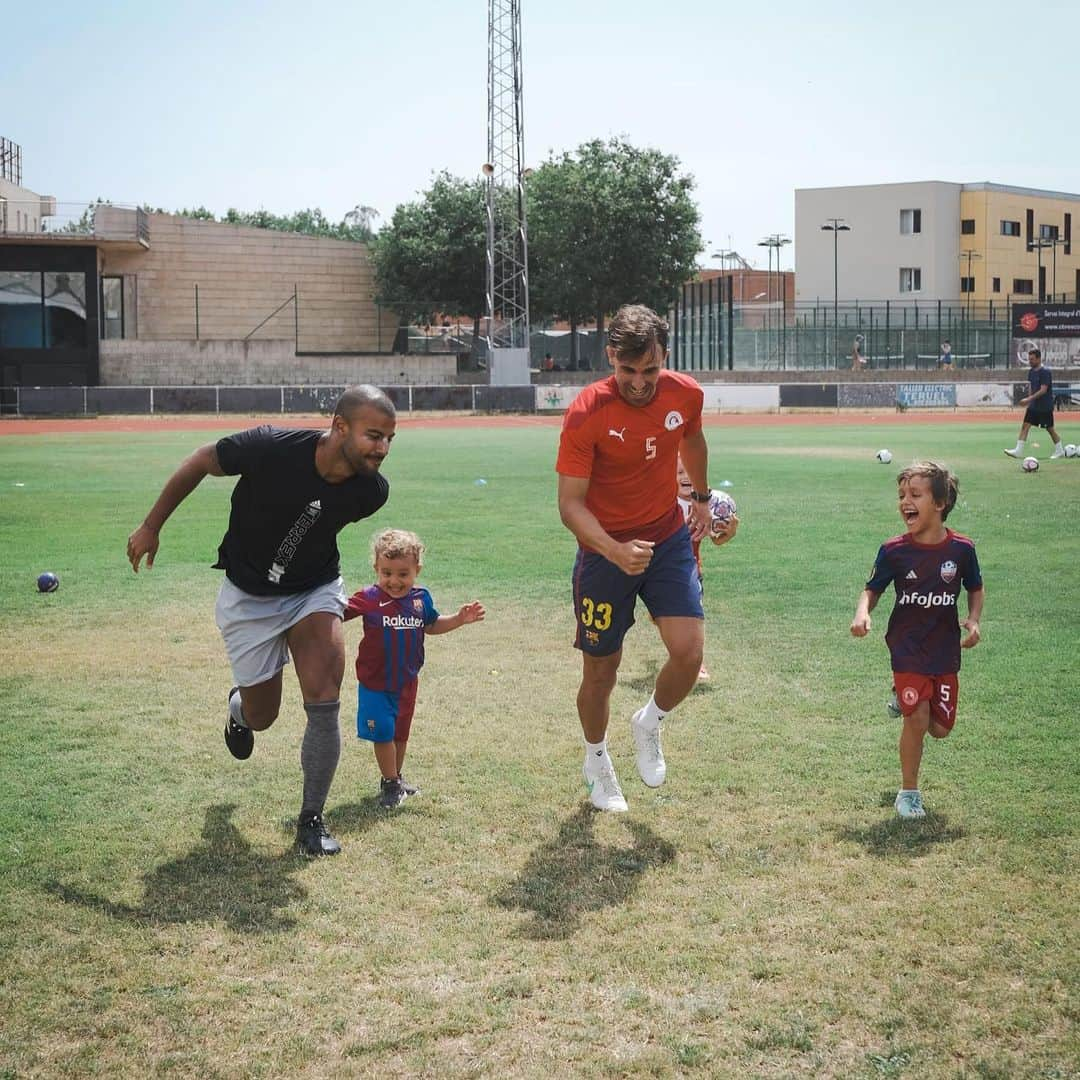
[485,0,530,356]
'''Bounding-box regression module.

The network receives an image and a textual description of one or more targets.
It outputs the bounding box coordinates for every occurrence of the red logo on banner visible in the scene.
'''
[1019,313,1040,333]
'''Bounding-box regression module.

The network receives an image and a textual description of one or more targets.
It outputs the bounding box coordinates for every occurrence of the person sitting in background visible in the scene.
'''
[939,341,954,369]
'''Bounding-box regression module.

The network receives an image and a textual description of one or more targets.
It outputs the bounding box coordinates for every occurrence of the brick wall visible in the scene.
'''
[100,214,397,352]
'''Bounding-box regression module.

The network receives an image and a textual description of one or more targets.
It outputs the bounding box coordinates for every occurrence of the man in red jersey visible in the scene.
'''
[556,304,735,811]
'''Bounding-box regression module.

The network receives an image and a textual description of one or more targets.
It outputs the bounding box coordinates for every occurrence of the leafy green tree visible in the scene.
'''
[528,138,701,368]
[370,171,489,348]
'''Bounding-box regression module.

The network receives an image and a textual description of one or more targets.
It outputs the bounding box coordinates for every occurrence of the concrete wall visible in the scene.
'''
[0,178,45,233]
[795,182,962,302]
[99,213,396,352]
[99,339,456,386]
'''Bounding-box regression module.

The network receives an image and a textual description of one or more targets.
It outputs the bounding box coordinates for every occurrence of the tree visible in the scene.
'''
[528,138,701,368]
[370,172,489,349]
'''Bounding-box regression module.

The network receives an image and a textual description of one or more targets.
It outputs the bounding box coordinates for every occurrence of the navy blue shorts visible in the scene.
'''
[571,525,704,657]
[1023,407,1054,429]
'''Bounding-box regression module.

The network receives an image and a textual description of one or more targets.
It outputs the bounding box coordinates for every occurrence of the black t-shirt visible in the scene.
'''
[212,426,389,596]
[1028,365,1053,413]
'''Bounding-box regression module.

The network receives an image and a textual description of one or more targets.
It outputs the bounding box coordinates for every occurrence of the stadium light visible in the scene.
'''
[821,219,851,368]
[758,234,791,368]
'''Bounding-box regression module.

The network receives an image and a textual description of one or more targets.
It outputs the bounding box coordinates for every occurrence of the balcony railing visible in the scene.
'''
[0,201,150,246]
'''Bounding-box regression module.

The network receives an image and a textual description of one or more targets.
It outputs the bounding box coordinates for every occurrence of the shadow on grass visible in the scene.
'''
[837,793,966,858]
[44,803,308,933]
[624,657,715,698]
[492,803,676,940]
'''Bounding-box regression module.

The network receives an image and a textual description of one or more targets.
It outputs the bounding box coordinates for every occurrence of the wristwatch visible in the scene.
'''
[690,489,712,503]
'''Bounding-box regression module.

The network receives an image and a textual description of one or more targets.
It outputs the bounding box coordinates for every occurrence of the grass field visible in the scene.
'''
[1,416,1077,1079]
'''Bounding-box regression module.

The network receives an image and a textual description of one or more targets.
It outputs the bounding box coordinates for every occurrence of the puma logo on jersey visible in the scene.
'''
[608,427,627,442]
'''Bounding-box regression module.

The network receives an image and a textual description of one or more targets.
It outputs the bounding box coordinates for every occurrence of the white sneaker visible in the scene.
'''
[583,760,628,812]
[1003,448,1020,458]
[631,708,667,787]
[894,789,926,819]
[1050,447,1066,459]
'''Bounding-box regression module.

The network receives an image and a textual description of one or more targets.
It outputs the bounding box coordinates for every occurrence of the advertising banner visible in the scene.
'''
[897,384,957,408]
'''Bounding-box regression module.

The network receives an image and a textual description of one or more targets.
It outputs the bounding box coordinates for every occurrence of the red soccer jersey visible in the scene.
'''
[556,371,704,543]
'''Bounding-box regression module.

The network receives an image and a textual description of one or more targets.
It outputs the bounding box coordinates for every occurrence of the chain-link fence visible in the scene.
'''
[670,288,1079,372]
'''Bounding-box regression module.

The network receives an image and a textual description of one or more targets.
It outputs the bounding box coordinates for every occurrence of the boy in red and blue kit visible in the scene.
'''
[345,528,484,808]
[851,462,984,819]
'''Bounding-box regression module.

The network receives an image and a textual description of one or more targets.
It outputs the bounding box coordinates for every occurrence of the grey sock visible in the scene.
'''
[300,700,341,820]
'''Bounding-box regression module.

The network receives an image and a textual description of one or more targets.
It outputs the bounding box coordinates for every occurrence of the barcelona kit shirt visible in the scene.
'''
[556,371,705,547]
[865,530,983,675]
[344,585,439,691]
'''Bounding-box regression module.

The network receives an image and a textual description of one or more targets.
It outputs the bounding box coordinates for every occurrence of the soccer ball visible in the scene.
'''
[37,571,59,593]
[708,490,737,540]
[876,449,893,464]
[1065,444,1078,458]
[1022,456,1039,472]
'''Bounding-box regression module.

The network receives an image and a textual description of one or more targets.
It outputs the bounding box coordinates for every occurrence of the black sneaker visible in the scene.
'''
[398,775,420,797]
[224,686,254,760]
[379,777,407,809]
[296,813,341,856]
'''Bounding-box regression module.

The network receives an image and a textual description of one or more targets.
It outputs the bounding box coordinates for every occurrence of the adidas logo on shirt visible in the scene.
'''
[906,570,918,580]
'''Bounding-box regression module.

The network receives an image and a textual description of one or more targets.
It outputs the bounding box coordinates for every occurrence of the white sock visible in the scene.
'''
[638,695,668,731]
[229,691,248,729]
[1054,441,1064,452]
[1014,439,1025,453]
[584,739,610,771]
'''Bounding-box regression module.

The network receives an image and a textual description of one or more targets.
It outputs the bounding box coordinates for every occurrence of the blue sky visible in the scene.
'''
[5,0,1077,270]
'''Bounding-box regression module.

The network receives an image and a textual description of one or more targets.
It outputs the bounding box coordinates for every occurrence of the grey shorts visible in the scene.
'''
[214,576,347,687]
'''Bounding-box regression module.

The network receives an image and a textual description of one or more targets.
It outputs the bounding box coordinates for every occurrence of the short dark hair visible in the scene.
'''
[334,384,395,420]
[897,461,958,521]
[1028,347,1041,359]
[607,305,669,357]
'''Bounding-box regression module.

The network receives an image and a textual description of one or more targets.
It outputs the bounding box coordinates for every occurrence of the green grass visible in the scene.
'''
[1,419,1077,1078]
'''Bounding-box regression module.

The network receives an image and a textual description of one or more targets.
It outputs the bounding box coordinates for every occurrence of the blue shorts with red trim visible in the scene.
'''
[572,524,703,657]
[356,679,418,744]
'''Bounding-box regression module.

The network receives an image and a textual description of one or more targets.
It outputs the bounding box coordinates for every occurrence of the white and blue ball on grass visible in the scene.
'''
[37,572,59,593]
[1065,444,1078,458]
[876,449,893,464]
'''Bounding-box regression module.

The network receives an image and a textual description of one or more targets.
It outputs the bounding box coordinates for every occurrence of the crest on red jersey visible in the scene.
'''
[940,560,957,584]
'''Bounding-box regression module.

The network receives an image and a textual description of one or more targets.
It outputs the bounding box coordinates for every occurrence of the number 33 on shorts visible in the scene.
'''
[580,596,612,631]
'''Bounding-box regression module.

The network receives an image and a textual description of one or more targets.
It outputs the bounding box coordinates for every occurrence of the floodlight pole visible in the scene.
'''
[758,233,791,368]
[485,0,531,384]
[821,219,850,368]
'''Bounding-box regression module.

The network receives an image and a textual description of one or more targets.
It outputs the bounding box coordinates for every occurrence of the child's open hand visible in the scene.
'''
[459,601,486,624]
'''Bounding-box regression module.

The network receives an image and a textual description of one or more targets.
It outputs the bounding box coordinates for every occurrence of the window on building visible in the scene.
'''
[899,267,922,293]
[1039,223,1059,240]
[960,277,975,293]
[44,271,88,347]
[1001,220,1021,236]
[961,219,976,235]
[992,277,1001,293]
[900,209,922,235]
[101,276,124,339]
[0,270,44,347]
[1013,279,1034,295]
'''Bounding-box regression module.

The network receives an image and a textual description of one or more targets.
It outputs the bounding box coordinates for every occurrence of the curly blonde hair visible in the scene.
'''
[371,528,425,566]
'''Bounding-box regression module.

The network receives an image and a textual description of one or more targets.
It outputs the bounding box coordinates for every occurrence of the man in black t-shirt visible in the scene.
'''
[127,385,396,856]
[1004,348,1066,460]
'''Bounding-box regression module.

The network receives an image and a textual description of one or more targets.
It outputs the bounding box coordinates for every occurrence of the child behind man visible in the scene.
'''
[850,462,983,819]
[676,455,738,680]
[345,528,485,808]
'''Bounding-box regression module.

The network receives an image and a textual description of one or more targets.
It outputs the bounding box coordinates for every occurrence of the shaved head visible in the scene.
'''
[334,384,395,421]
